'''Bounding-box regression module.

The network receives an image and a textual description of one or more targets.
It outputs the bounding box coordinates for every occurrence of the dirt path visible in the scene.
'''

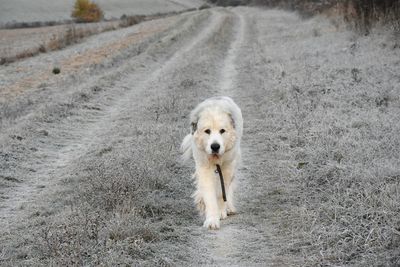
[186,9,275,265]
[1,5,399,266]
[183,8,302,265]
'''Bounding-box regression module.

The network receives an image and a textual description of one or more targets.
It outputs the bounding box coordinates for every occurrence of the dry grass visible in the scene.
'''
[0,8,195,66]
[213,0,400,34]
[235,7,400,265]
[284,82,400,265]
[0,23,119,65]
[0,19,145,65]
[119,15,145,28]
[261,55,400,265]
[328,0,400,34]
[29,94,195,265]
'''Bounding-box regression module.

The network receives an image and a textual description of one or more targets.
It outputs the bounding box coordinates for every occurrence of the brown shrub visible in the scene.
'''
[71,0,104,23]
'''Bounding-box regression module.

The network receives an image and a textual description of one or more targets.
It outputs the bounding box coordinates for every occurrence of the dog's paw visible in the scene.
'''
[203,216,220,230]
[196,199,206,214]
[227,206,237,215]
[220,208,228,220]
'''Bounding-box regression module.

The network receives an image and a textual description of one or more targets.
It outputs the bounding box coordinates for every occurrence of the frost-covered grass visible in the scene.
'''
[0,6,399,266]
[245,9,400,265]
[284,78,400,265]
[34,104,196,266]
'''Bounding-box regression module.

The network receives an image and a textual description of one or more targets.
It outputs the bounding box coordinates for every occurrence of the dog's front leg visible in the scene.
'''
[197,168,220,230]
[220,163,237,215]
[226,178,237,215]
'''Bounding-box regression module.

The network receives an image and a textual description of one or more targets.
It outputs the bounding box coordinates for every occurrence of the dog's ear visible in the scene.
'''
[229,113,235,129]
[190,111,199,134]
[191,122,197,134]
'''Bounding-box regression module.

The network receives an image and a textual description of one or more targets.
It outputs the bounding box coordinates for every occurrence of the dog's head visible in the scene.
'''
[192,109,237,159]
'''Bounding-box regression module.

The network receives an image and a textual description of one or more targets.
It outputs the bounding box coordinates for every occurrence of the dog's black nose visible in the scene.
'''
[211,143,220,153]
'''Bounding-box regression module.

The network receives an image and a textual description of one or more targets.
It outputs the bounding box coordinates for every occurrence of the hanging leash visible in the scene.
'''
[215,164,227,202]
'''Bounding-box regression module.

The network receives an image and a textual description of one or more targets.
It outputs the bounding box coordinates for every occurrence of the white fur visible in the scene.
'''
[181,96,243,230]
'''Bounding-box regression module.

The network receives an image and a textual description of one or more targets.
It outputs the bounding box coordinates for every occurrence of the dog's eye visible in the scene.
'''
[220,129,226,134]
[204,129,211,134]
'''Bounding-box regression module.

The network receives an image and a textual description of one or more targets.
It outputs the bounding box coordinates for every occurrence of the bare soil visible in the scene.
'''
[0,6,399,266]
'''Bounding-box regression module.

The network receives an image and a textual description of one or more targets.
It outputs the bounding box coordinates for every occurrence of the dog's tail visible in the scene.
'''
[180,134,193,163]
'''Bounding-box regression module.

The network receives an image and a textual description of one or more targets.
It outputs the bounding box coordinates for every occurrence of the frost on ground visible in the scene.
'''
[0,6,399,266]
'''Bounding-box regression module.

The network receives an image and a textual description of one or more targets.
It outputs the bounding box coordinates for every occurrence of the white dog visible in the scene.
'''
[181,96,243,229]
